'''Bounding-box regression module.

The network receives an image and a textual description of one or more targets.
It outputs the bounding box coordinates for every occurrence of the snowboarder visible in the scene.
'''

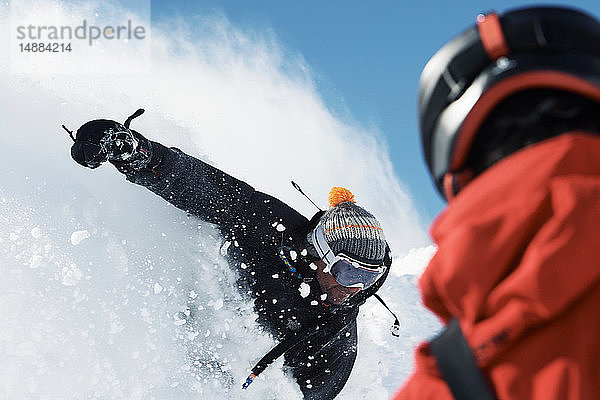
[69,113,395,399]
[395,6,600,400]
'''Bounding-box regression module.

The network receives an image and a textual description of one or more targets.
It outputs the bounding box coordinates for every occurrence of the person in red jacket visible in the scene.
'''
[395,6,600,400]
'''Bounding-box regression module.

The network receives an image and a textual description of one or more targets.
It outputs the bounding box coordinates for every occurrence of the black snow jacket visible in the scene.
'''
[114,140,390,399]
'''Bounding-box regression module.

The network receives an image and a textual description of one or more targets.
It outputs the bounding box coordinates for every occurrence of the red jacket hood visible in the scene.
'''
[396,132,600,399]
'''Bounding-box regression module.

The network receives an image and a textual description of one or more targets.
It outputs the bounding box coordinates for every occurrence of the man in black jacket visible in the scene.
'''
[69,112,392,399]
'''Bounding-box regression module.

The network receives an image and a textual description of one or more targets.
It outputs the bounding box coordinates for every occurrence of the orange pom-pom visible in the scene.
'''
[328,187,355,207]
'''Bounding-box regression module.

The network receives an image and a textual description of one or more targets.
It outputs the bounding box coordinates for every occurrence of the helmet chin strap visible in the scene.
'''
[443,169,474,200]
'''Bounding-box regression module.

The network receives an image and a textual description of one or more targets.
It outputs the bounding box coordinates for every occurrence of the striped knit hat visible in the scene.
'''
[308,187,386,267]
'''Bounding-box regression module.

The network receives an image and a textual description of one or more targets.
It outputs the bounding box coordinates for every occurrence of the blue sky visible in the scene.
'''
[152,0,600,223]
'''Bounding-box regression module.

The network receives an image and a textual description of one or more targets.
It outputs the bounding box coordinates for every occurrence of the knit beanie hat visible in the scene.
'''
[307,187,387,266]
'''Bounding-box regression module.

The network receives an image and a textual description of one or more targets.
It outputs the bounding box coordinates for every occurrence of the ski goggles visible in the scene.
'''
[311,223,385,289]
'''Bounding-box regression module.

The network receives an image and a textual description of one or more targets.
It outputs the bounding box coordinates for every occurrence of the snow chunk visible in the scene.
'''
[187,331,199,340]
[393,245,437,276]
[240,262,248,269]
[220,240,231,256]
[275,223,286,232]
[310,300,318,306]
[110,321,124,334]
[320,293,327,301]
[271,273,279,279]
[60,263,83,286]
[301,249,308,256]
[289,250,297,261]
[29,254,44,269]
[153,283,163,294]
[70,230,90,245]
[30,227,43,239]
[309,262,318,271]
[298,282,310,298]
[173,312,187,326]
[212,298,224,310]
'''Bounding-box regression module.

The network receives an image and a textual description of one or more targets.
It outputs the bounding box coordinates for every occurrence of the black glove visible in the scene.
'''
[71,119,151,169]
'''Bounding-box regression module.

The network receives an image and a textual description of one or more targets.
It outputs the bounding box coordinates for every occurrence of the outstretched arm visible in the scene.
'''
[70,117,308,237]
[116,139,256,227]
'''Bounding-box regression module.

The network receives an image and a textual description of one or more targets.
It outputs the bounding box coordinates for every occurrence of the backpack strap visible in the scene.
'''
[430,318,496,400]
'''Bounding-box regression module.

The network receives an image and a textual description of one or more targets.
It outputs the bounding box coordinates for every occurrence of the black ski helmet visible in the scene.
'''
[419,6,600,200]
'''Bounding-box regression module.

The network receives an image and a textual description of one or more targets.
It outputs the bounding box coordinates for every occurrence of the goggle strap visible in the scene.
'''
[311,224,337,267]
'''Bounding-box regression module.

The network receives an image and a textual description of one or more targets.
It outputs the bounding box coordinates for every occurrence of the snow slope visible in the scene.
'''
[0,1,441,398]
